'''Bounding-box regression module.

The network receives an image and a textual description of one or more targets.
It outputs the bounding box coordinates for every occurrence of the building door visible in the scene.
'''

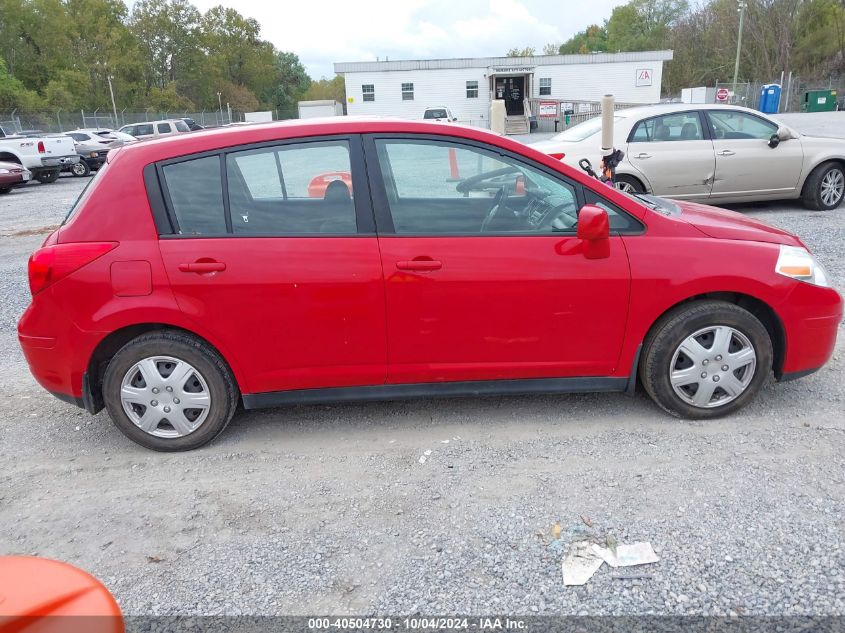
[495,76,525,115]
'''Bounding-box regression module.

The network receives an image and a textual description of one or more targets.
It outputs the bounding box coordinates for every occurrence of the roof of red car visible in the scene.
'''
[113,117,517,165]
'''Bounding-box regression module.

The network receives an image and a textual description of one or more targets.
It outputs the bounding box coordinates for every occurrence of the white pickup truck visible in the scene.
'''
[0,126,80,183]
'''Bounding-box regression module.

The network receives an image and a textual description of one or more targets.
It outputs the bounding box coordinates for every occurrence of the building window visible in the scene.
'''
[362,84,375,102]
[539,78,551,96]
[401,82,414,101]
[466,80,479,98]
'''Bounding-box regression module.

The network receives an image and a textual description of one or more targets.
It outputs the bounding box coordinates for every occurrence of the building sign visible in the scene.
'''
[636,68,653,86]
[489,66,536,73]
[538,101,557,118]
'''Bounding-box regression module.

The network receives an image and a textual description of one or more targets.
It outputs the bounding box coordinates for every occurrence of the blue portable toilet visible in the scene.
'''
[759,84,782,114]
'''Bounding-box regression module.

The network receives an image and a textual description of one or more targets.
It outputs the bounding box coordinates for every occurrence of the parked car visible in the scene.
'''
[0,125,80,183]
[64,130,126,177]
[181,117,204,131]
[423,106,457,122]
[93,129,137,143]
[0,161,32,193]
[530,103,845,210]
[18,118,842,451]
[117,119,190,140]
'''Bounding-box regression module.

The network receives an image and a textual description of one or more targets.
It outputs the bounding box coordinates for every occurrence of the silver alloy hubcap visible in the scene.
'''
[821,169,844,206]
[72,163,87,175]
[669,326,757,408]
[120,356,211,438]
[616,181,636,193]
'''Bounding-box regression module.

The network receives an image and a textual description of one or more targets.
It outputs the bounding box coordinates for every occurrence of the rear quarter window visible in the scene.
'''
[161,156,227,234]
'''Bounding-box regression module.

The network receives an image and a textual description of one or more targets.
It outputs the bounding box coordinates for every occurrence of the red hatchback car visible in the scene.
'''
[18,119,842,451]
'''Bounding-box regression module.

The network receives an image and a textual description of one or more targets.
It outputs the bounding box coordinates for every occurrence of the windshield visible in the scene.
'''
[552,115,623,142]
[424,109,448,119]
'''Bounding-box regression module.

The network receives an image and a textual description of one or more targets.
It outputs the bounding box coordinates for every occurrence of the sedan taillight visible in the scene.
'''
[28,242,117,295]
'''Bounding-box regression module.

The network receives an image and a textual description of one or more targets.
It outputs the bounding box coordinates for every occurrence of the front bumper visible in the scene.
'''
[778,283,843,378]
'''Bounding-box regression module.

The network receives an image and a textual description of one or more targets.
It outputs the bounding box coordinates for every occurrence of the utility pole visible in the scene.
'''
[107,75,118,128]
[217,92,223,125]
[731,0,746,101]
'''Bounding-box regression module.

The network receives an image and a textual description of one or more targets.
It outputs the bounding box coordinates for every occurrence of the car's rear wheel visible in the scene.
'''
[640,301,772,419]
[803,162,844,210]
[35,169,60,184]
[102,331,238,451]
[615,174,645,194]
[70,161,91,177]
[0,187,10,195]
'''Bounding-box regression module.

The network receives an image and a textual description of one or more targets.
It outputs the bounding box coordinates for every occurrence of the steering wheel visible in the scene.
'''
[480,187,506,232]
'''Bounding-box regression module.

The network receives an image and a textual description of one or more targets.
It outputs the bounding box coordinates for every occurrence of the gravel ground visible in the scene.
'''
[0,117,843,618]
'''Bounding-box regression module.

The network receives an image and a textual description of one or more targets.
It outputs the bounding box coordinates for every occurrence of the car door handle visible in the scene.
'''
[178,261,226,273]
[634,152,652,159]
[717,149,736,156]
[396,259,442,271]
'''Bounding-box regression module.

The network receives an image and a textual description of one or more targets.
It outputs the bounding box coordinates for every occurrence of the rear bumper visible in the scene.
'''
[40,155,80,168]
[778,283,843,378]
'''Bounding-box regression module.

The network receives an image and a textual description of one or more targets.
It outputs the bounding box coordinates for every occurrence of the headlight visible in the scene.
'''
[776,245,830,287]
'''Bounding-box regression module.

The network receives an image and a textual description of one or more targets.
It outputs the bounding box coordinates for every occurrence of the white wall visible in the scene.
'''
[344,68,490,124]
[343,60,664,123]
[530,61,663,104]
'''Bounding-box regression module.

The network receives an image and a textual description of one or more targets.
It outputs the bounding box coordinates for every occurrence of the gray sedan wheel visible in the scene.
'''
[803,162,845,210]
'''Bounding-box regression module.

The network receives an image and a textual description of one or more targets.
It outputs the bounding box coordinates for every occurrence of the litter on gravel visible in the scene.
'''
[562,540,659,586]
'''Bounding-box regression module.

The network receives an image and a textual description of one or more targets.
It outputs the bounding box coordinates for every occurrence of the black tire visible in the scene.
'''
[35,169,60,184]
[640,300,773,419]
[615,174,646,194]
[802,161,845,210]
[0,187,10,195]
[102,330,239,451]
[70,161,91,177]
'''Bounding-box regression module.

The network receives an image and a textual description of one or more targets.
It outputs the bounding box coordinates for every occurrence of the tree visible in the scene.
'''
[269,51,311,114]
[542,42,560,55]
[0,58,41,109]
[302,75,346,103]
[506,46,536,57]
[606,0,688,52]
[559,24,609,54]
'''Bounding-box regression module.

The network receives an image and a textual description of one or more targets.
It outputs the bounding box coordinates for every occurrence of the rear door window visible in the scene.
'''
[157,123,172,134]
[225,140,356,234]
[161,156,227,234]
[136,124,153,136]
[631,112,704,142]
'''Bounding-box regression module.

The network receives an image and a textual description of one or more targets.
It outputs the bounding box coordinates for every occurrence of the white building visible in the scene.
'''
[335,50,673,133]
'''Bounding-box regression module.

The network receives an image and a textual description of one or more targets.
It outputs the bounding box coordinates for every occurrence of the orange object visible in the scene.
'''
[447,147,460,181]
[306,171,353,198]
[0,557,123,633]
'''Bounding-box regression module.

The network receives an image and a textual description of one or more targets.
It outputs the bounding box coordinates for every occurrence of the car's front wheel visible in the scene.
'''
[102,331,238,451]
[803,162,844,210]
[70,161,91,177]
[640,301,772,419]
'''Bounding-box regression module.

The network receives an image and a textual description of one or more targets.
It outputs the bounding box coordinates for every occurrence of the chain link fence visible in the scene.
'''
[699,77,842,113]
[0,108,301,135]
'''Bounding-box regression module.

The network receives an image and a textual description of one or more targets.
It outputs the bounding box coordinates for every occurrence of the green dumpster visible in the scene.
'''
[801,89,837,112]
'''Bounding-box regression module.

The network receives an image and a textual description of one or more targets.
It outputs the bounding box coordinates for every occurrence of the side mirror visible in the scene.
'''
[577,205,610,241]
[452,117,458,122]
[768,134,780,149]
[577,205,610,259]
[777,125,794,141]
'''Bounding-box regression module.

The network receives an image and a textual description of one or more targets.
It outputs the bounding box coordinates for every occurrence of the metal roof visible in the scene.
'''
[334,50,673,74]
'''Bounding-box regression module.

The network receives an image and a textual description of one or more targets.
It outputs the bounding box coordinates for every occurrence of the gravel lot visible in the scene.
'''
[1,114,843,618]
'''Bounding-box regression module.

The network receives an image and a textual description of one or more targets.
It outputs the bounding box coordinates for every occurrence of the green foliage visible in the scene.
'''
[559,24,609,54]
[0,0,312,112]
[506,46,536,57]
[302,75,346,103]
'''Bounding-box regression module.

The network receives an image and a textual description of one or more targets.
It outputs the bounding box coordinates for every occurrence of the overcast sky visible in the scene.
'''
[167,0,627,79]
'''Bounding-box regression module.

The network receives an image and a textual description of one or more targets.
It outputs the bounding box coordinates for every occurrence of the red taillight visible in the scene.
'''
[28,242,117,295]
[37,141,45,153]
[549,152,565,160]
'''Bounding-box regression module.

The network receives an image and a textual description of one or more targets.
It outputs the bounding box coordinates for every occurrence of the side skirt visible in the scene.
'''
[242,376,628,410]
